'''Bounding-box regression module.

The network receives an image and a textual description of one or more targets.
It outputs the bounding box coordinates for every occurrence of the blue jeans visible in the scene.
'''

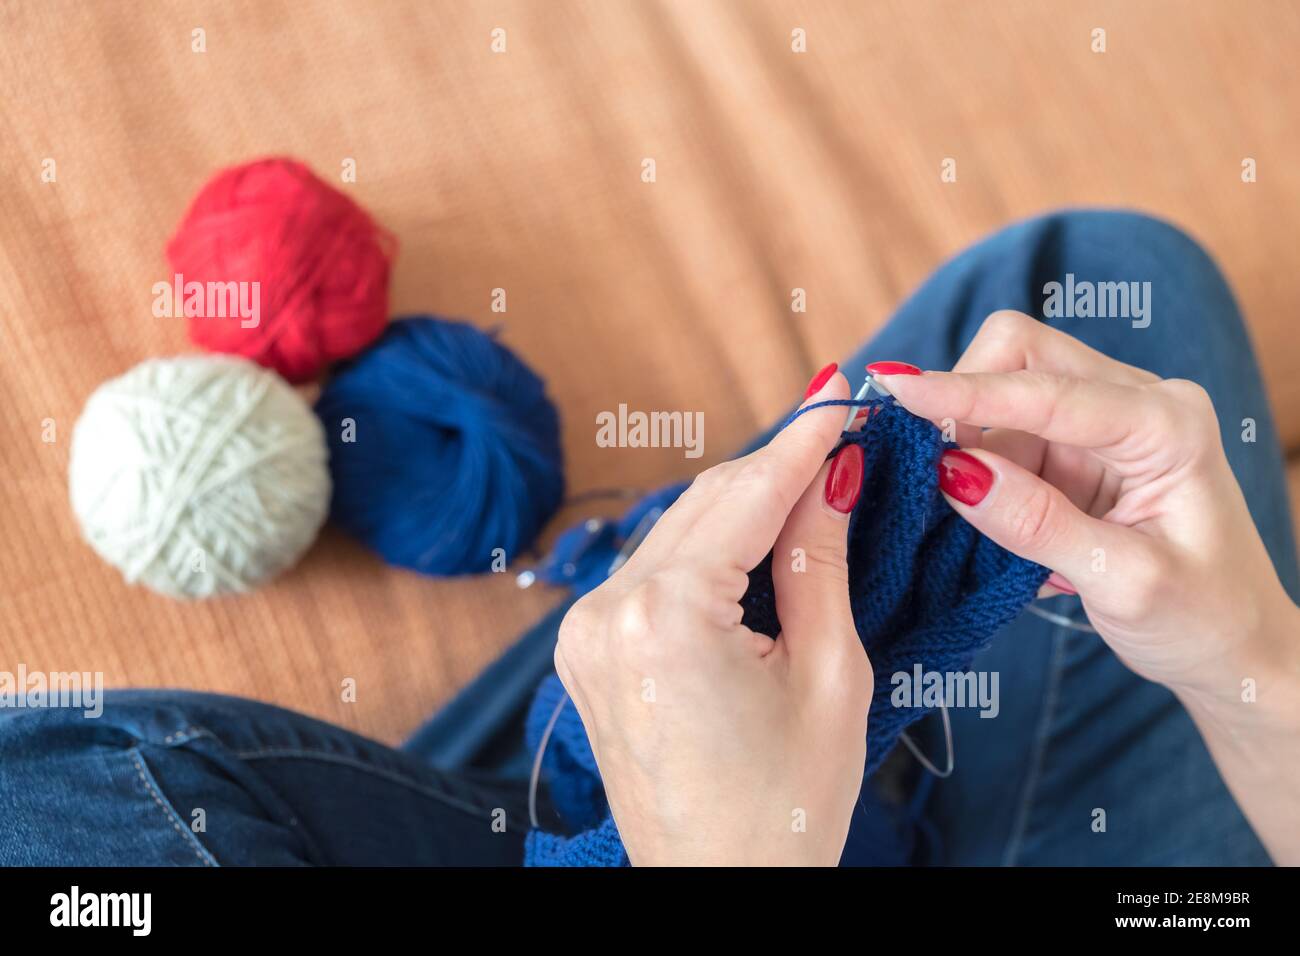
[2,211,1291,865]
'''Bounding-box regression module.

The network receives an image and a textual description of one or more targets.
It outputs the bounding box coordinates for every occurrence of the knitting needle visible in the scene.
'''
[899,701,955,778]
[842,380,871,432]
[516,517,606,588]
[843,368,896,432]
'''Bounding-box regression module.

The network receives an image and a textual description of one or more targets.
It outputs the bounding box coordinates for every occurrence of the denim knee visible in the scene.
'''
[0,697,309,865]
[1020,209,1245,349]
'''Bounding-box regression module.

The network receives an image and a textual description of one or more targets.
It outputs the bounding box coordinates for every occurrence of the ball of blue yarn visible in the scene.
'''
[315,316,564,575]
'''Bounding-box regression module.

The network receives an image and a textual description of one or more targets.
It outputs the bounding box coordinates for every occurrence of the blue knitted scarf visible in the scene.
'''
[524,398,1049,866]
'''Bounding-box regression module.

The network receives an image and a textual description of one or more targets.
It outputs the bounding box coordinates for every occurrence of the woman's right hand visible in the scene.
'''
[873,311,1300,863]
[874,311,1296,700]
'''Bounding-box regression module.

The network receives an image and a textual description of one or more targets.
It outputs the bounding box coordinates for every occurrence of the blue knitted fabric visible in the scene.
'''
[525,399,1049,866]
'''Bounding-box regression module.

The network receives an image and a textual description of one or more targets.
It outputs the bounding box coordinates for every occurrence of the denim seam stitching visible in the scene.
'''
[159,726,207,746]
[130,747,218,867]
[1001,625,1067,866]
[232,747,496,817]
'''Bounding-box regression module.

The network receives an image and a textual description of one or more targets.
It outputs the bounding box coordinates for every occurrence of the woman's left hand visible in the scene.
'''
[554,369,872,866]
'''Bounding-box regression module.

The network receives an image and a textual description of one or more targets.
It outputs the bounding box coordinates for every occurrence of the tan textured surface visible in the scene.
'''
[2,0,1298,745]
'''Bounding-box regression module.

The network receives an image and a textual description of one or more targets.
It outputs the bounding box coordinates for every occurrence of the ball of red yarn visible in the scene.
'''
[166,157,394,383]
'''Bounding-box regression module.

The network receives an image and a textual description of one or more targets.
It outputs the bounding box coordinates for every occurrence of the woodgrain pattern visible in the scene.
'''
[1,0,1297,745]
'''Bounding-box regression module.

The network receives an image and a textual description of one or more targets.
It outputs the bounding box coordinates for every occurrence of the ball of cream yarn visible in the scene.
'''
[69,355,331,599]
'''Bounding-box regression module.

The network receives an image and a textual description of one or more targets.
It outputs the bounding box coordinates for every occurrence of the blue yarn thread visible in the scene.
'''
[779,396,877,429]
[315,316,565,576]
[523,396,1048,866]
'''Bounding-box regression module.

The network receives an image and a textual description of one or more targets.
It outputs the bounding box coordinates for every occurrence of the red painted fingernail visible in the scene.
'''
[938,449,993,506]
[803,362,838,399]
[1046,572,1077,595]
[824,443,864,513]
[866,361,922,377]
